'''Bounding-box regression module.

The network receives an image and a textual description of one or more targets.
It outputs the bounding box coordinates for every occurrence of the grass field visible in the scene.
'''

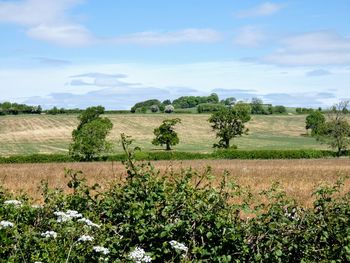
[0,113,324,156]
[1,158,349,207]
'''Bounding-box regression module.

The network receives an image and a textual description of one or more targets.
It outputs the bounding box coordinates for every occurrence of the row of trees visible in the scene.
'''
[130,96,288,115]
[0,102,42,115]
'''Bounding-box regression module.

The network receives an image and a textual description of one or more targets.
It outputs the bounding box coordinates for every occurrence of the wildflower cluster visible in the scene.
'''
[41,231,57,239]
[78,217,100,228]
[129,247,152,263]
[93,246,110,255]
[4,200,22,206]
[78,235,94,242]
[54,210,82,222]
[0,220,14,229]
[169,240,188,253]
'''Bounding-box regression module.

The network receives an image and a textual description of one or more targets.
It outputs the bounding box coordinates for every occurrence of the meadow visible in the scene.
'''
[0,113,324,156]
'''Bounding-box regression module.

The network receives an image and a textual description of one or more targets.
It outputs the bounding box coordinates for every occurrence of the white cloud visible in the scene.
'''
[263,30,350,66]
[27,24,94,47]
[233,26,265,47]
[0,1,222,46]
[236,2,284,18]
[0,0,91,46]
[111,29,222,45]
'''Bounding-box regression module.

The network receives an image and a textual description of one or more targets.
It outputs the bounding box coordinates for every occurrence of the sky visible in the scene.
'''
[0,0,349,109]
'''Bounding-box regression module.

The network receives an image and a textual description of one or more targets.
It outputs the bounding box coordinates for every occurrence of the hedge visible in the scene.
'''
[0,149,344,164]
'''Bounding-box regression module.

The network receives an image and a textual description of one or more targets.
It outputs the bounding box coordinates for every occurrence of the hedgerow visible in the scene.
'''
[0,149,343,164]
[1,135,350,262]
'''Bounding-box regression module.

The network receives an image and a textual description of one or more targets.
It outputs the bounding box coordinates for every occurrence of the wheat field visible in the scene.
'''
[1,159,349,207]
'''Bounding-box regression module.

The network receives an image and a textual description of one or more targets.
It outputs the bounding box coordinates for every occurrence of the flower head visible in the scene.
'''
[41,231,57,239]
[78,235,94,242]
[129,247,152,262]
[77,217,100,228]
[4,200,22,206]
[93,246,110,255]
[170,240,188,253]
[0,220,14,229]
[54,210,82,222]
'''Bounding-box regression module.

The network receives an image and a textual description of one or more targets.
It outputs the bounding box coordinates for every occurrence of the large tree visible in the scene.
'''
[318,101,350,156]
[208,103,251,149]
[69,106,113,161]
[152,118,181,150]
[305,110,325,136]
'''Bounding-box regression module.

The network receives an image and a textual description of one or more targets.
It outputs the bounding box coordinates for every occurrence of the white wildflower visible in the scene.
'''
[31,204,43,209]
[34,261,43,263]
[170,240,188,253]
[78,235,94,242]
[41,231,57,239]
[78,217,100,228]
[129,247,152,262]
[54,210,82,222]
[93,246,110,255]
[4,200,22,206]
[0,220,14,229]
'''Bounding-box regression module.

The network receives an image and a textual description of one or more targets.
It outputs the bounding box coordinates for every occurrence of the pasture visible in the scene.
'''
[0,113,324,155]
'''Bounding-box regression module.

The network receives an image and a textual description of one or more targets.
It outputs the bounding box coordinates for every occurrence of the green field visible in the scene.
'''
[0,113,325,156]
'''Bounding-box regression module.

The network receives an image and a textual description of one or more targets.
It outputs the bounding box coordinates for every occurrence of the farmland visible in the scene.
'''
[0,113,324,156]
[1,158,350,207]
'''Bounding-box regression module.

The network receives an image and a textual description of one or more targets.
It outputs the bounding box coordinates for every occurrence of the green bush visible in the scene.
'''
[1,138,350,262]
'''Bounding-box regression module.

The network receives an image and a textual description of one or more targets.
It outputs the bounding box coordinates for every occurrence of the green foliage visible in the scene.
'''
[1,137,350,262]
[197,103,226,113]
[250,97,266,114]
[306,111,326,135]
[69,106,113,161]
[220,97,236,106]
[152,118,181,150]
[164,105,175,113]
[318,101,350,156]
[172,93,219,109]
[0,101,42,115]
[209,103,251,148]
[131,99,162,113]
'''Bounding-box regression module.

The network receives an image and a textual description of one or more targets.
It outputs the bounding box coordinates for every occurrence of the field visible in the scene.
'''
[0,113,324,156]
[1,158,349,207]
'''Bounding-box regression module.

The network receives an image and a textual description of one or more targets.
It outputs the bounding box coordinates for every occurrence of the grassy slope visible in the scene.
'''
[0,113,324,155]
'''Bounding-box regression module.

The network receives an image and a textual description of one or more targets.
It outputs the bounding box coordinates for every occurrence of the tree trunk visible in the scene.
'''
[166,143,171,151]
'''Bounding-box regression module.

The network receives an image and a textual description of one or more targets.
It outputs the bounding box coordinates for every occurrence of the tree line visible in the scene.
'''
[130,94,289,115]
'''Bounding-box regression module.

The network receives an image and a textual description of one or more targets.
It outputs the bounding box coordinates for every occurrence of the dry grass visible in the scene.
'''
[1,159,350,207]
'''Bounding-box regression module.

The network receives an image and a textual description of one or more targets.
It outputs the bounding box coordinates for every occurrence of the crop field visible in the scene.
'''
[0,114,324,155]
[1,158,349,207]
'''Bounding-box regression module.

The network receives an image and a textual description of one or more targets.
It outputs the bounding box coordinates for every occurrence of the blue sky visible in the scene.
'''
[0,0,349,109]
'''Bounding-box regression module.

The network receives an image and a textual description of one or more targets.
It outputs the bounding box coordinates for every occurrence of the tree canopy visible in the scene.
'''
[152,118,181,150]
[208,103,251,149]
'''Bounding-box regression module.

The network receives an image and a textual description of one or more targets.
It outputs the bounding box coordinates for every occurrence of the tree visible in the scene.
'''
[150,105,159,113]
[69,106,113,161]
[220,97,236,106]
[152,118,181,150]
[251,97,265,114]
[318,101,350,156]
[305,111,325,135]
[164,105,174,113]
[208,103,251,149]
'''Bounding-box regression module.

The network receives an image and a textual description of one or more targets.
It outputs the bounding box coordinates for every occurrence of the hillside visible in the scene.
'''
[0,114,324,156]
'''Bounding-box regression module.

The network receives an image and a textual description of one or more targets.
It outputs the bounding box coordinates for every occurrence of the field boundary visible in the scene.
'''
[0,149,343,164]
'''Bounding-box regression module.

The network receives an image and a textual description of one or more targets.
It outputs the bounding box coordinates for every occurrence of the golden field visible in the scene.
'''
[1,158,349,207]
